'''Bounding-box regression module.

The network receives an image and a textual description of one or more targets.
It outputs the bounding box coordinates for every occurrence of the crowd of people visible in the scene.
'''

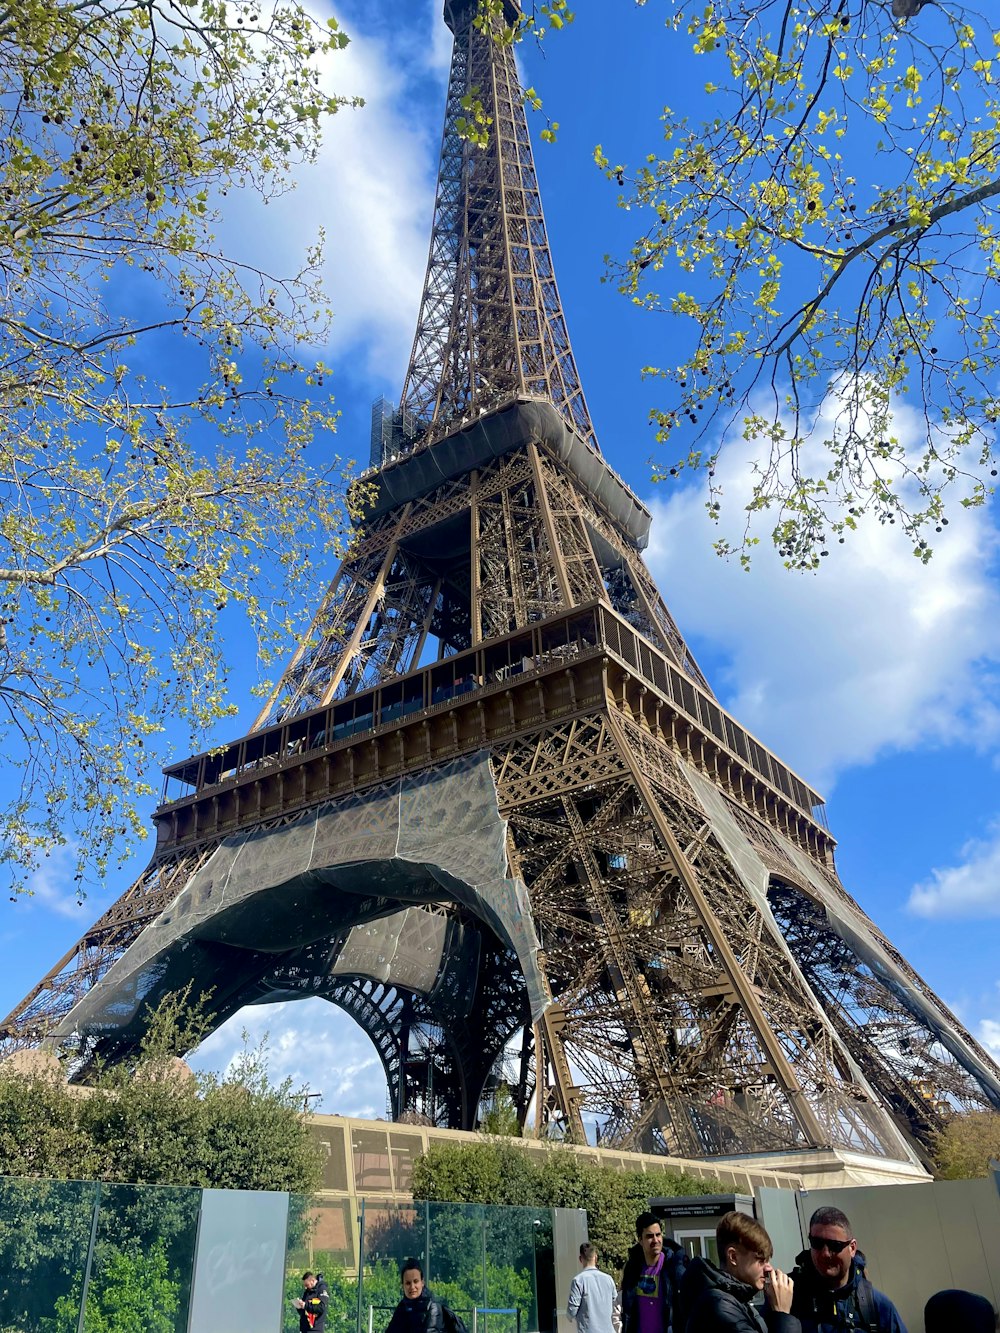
[293,1206,997,1333]
[565,1206,999,1333]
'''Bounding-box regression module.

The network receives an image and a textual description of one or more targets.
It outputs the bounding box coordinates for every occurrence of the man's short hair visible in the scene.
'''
[580,1242,598,1263]
[634,1210,661,1239]
[924,1289,997,1333]
[400,1258,424,1280]
[716,1211,773,1262]
[809,1206,852,1235]
[302,1271,315,1281]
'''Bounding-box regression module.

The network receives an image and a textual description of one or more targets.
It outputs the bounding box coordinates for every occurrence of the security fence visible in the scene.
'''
[356,1201,551,1333]
[0,1179,554,1333]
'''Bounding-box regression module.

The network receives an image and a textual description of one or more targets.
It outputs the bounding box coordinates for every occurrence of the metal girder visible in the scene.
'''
[280,926,530,1129]
[768,881,1000,1146]
[0,850,213,1054]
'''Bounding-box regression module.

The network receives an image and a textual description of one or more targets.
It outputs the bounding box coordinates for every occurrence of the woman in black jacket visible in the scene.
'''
[384,1260,449,1333]
[680,1212,800,1333]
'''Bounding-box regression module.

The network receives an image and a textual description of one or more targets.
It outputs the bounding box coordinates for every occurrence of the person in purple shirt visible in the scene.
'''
[620,1212,687,1333]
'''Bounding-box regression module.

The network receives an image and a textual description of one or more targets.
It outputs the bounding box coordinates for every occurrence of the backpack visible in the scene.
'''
[662,1246,689,1333]
[442,1305,469,1333]
[852,1263,879,1333]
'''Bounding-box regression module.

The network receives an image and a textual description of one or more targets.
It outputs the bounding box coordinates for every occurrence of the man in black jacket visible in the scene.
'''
[620,1211,687,1333]
[294,1272,328,1333]
[680,1211,799,1333]
[789,1207,906,1333]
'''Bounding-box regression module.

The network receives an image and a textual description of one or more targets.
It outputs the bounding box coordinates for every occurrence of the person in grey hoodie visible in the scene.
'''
[679,1212,800,1333]
[568,1243,621,1333]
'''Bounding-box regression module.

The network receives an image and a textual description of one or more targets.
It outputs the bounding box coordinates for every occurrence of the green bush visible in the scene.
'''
[411,1141,721,1275]
[0,992,321,1193]
[0,992,321,1333]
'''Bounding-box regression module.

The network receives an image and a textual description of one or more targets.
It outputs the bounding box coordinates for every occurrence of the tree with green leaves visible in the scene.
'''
[479,1084,522,1137]
[0,0,363,895]
[604,0,1000,567]
[933,1108,1000,1179]
[411,1138,720,1275]
[0,991,322,1332]
[0,989,322,1191]
[411,1139,539,1209]
[498,0,1000,566]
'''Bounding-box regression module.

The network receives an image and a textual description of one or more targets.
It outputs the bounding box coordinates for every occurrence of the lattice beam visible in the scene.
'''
[400,2,595,453]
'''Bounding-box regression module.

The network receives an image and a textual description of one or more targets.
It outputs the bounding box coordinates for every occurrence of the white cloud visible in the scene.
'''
[643,400,1000,792]
[189,996,388,1118]
[19,844,97,921]
[908,822,1000,919]
[222,4,444,383]
[979,1018,1000,1059]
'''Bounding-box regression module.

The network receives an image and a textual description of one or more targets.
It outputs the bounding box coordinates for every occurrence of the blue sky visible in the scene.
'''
[3,0,999,1119]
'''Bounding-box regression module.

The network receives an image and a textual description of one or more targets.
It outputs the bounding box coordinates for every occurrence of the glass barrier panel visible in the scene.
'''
[84,1181,201,1333]
[426,1201,483,1320]
[484,1206,541,1333]
[285,1194,361,1333]
[0,1178,554,1333]
[528,1211,555,1333]
[0,1176,99,1332]
[355,1200,553,1333]
[187,1187,288,1333]
[358,1201,425,1333]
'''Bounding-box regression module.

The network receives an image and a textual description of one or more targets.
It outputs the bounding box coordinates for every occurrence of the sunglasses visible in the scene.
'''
[808,1236,853,1255]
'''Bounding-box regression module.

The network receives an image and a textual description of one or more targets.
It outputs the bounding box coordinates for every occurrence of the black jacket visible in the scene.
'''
[385,1290,448,1333]
[299,1283,328,1333]
[788,1251,906,1333]
[621,1240,687,1333]
[680,1256,801,1333]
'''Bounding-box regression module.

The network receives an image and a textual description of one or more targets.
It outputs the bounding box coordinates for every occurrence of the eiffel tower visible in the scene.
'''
[4,0,999,1170]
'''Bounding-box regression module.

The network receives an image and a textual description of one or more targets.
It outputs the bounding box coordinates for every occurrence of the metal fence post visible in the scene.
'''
[356,1199,366,1333]
[76,1181,102,1333]
[481,1213,487,1333]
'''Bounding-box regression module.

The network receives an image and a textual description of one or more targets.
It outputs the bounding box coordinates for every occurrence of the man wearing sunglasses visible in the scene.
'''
[789,1207,907,1333]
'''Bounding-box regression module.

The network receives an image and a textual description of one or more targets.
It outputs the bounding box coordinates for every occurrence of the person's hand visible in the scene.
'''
[294,1299,305,1310]
[762,1267,793,1313]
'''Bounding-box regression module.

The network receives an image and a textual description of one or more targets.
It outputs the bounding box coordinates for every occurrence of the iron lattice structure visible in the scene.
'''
[4,0,1000,1167]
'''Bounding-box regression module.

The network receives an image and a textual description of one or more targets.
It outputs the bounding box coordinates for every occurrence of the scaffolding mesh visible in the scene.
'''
[56,754,549,1046]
